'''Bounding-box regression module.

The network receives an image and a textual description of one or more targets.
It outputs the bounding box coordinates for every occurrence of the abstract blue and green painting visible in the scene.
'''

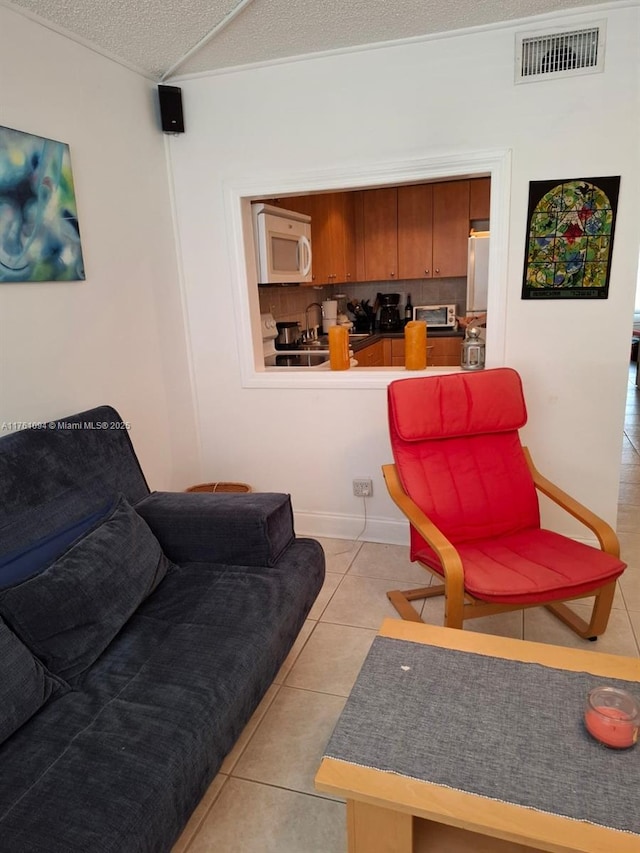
[0,126,85,282]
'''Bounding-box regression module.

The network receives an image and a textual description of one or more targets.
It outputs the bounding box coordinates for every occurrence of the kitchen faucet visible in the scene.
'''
[304,302,322,341]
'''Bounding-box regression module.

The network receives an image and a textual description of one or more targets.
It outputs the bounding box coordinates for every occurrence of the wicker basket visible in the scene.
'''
[186,482,252,494]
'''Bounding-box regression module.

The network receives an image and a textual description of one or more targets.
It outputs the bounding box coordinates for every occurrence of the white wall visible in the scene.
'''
[169,5,640,541]
[0,6,199,490]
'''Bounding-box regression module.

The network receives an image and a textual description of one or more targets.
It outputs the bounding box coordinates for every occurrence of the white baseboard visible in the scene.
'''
[293,509,410,546]
[293,509,599,550]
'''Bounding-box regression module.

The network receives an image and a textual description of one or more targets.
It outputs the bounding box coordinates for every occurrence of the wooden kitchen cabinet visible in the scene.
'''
[389,338,405,367]
[337,191,356,285]
[276,192,355,286]
[274,177,478,286]
[354,340,385,367]
[469,177,491,221]
[354,338,398,366]
[263,195,313,215]
[307,193,333,284]
[356,187,398,282]
[432,181,470,278]
[397,184,434,279]
[397,181,470,280]
[384,336,462,367]
[429,336,463,366]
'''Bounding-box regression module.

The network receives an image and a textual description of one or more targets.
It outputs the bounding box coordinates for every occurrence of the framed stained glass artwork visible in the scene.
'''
[521,176,619,300]
[0,125,85,283]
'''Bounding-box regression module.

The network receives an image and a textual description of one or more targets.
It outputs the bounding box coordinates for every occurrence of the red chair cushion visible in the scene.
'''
[412,527,626,604]
[389,369,540,544]
[388,368,527,442]
[397,431,540,543]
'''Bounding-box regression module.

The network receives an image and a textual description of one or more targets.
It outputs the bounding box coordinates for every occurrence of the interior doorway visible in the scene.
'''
[631,250,640,384]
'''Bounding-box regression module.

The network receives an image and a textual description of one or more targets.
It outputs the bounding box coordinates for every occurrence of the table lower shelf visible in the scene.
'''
[348,800,548,853]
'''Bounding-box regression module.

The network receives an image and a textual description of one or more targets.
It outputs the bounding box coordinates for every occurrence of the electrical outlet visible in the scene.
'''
[353,478,373,497]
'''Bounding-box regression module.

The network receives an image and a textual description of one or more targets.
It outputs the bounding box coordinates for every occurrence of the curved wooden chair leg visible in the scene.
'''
[405,584,445,601]
[443,573,465,630]
[587,581,618,636]
[444,602,464,629]
[545,581,617,640]
[387,590,424,623]
[386,584,446,624]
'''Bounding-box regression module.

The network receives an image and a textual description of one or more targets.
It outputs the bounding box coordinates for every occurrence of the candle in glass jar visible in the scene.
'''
[584,686,640,749]
[585,706,638,748]
[405,321,427,370]
[329,325,350,371]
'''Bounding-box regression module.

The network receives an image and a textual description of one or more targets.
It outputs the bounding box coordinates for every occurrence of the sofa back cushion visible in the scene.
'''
[0,503,111,590]
[0,496,171,679]
[0,406,149,560]
[0,616,66,745]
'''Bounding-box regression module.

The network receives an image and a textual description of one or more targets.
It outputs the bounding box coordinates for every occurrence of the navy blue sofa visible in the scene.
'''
[0,406,324,852]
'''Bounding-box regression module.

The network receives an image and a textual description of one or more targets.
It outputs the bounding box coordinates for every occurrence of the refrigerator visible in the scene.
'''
[467,232,490,312]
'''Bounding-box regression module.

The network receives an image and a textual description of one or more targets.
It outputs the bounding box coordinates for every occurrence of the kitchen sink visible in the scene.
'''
[264,350,330,368]
[301,333,371,348]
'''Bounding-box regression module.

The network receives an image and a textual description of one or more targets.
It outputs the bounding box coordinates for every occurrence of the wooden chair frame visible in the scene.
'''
[382,448,620,639]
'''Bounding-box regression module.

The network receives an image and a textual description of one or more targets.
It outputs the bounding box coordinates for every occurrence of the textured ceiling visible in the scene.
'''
[4,0,616,80]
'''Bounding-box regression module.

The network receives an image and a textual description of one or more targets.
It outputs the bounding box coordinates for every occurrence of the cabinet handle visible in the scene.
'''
[425,269,429,275]
[390,271,395,277]
[435,268,440,274]
[346,273,351,278]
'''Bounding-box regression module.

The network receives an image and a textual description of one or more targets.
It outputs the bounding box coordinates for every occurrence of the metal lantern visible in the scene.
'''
[461,326,485,371]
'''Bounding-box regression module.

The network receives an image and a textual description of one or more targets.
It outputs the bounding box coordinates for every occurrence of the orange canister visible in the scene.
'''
[404,320,427,370]
[329,325,350,370]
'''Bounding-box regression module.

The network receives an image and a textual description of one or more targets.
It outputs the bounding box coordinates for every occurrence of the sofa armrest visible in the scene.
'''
[135,491,295,566]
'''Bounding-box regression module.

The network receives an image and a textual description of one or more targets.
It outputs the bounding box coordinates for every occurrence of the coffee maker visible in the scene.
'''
[378,293,402,332]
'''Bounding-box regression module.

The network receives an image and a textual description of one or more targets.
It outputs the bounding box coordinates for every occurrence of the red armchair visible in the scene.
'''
[383,368,626,639]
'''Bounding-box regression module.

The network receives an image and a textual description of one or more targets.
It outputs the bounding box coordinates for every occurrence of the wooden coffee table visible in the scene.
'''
[315,619,640,853]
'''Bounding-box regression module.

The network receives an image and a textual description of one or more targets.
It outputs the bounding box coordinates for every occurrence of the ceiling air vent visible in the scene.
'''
[515,22,605,83]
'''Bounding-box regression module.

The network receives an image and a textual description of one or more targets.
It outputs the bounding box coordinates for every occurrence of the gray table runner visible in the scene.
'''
[324,637,640,836]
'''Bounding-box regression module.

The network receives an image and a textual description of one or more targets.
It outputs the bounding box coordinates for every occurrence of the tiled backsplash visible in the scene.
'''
[258,285,332,332]
[337,278,468,317]
[259,277,468,330]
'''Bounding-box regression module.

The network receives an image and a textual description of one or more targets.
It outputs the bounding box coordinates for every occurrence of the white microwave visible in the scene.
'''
[252,203,312,285]
[413,304,457,330]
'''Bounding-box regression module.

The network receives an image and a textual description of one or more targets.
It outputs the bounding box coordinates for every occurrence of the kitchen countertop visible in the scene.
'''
[349,328,464,352]
[264,328,466,370]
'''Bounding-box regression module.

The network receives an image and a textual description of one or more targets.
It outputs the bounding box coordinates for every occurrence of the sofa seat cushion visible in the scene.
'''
[0,537,325,853]
[412,527,626,604]
[0,495,171,679]
[0,616,66,745]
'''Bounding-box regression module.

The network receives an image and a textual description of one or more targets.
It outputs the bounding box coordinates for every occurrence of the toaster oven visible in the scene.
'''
[413,304,457,330]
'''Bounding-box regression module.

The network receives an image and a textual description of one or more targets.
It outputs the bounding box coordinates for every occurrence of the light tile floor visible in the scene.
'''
[173,367,640,853]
